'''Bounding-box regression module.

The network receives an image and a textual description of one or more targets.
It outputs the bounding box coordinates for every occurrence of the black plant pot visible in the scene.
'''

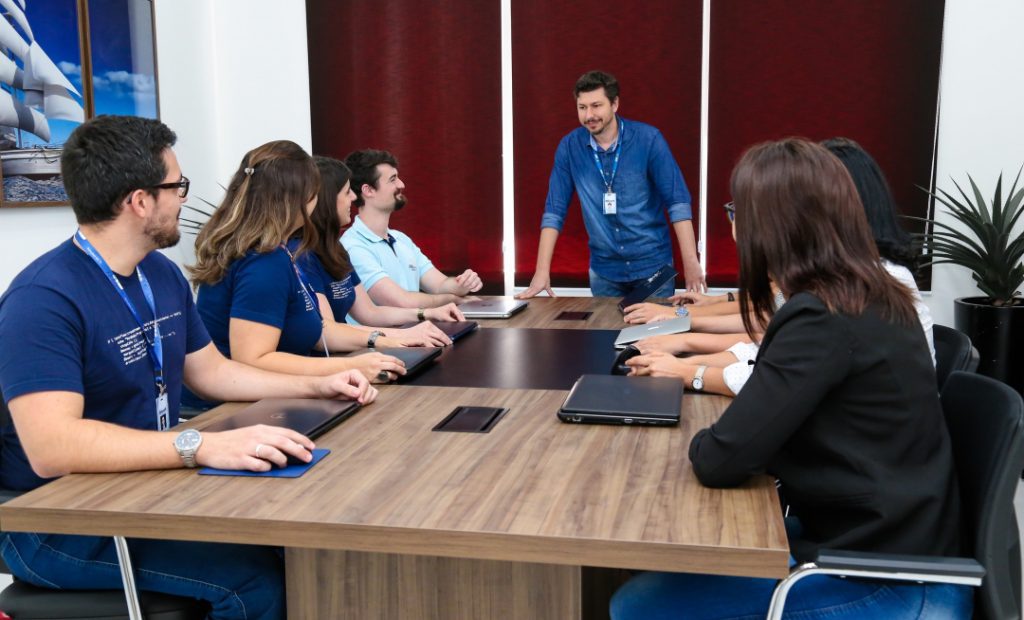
[954,297,1024,395]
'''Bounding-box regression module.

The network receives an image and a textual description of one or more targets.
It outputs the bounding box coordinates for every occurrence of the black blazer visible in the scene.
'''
[689,292,960,562]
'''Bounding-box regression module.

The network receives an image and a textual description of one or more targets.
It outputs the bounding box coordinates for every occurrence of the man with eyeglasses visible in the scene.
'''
[517,70,704,299]
[0,115,377,619]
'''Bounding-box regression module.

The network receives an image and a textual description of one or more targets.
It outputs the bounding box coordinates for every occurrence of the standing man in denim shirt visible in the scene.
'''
[517,70,704,298]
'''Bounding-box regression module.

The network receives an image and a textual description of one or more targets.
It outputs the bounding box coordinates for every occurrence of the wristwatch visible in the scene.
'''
[174,429,203,468]
[367,330,385,349]
[691,365,708,392]
[727,291,736,302]
[675,306,690,317]
[416,308,426,322]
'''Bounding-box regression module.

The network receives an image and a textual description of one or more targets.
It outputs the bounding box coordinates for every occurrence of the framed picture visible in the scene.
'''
[0,0,159,209]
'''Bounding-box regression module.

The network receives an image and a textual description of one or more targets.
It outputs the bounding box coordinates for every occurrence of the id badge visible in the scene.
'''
[156,391,170,431]
[603,191,617,215]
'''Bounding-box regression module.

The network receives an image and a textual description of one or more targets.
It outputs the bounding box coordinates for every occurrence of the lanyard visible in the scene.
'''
[590,118,623,192]
[280,244,330,357]
[74,230,165,399]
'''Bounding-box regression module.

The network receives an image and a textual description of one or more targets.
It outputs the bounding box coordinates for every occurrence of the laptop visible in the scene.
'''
[614,315,692,349]
[201,398,361,440]
[457,297,528,319]
[558,375,683,426]
[348,346,443,381]
[398,320,479,342]
[617,264,677,311]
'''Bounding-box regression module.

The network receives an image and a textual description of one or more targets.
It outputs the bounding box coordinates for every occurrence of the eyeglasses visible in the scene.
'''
[148,176,190,198]
[723,201,736,222]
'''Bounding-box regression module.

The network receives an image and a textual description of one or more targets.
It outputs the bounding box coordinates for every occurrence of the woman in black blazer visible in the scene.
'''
[610,138,970,619]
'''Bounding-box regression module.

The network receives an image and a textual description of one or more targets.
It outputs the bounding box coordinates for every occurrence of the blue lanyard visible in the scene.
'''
[590,117,623,192]
[74,231,165,396]
[280,244,331,357]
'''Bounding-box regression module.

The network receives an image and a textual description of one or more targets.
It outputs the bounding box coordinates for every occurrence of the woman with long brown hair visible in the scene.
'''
[189,141,408,391]
[611,139,969,619]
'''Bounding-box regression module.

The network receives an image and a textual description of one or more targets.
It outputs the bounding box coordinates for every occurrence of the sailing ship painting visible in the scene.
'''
[0,0,85,204]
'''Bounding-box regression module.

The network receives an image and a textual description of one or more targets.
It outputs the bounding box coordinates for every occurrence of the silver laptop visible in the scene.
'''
[458,297,528,319]
[614,315,691,349]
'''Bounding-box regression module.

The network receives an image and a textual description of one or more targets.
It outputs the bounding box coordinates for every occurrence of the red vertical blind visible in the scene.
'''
[306,0,504,291]
[705,0,945,285]
[511,0,704,288]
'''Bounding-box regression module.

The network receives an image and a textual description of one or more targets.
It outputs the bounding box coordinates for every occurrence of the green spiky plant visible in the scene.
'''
[909,168,1024,307]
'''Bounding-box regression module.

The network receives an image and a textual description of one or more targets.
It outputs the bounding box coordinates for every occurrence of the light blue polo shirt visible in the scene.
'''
[340,215,434,292]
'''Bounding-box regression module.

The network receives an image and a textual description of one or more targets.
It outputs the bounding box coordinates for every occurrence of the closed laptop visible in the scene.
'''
[347,346,443,380]
[558,374,683,426]
[614,315,691,349]
[617,264,677,311]
[457,297,528,319]
[399,320,479,342]
[201,398,361,440]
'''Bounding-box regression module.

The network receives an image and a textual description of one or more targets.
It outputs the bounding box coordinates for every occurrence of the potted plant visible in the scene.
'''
[913,169,1024,394]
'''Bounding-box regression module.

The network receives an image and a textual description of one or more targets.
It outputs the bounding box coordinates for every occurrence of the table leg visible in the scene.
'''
[113,536,143,620]
[286,548,581,619]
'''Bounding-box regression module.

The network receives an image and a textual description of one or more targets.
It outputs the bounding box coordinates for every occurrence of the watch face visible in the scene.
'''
[175,429,201,450]
[692,377,704,391]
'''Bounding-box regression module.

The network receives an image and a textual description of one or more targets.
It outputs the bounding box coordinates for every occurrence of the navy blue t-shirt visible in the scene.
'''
[296,250,360,323]
[195,246,323,358]
[0,239,211,491]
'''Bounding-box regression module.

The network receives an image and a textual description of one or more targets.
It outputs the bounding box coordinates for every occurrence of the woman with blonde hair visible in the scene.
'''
[190,140,410,390]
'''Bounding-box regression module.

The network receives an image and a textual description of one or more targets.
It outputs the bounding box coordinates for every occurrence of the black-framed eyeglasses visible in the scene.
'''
[148,175,190,198]
[723,201,736,222]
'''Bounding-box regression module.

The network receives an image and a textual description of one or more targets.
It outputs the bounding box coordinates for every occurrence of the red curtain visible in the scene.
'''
[511,0,704,288]
[306,0,504,292]
[705,0,945,285]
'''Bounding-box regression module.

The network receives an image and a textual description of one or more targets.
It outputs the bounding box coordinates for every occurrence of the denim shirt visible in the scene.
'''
[541,117,692,282]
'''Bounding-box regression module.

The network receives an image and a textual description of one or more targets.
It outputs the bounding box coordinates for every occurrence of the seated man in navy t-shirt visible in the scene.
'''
[0,116,377,620]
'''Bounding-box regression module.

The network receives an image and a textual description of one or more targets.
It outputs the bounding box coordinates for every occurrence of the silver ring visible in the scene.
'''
[255,443,265,459]
[377,370,390,382]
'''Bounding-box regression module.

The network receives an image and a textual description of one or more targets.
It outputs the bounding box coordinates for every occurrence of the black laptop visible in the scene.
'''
[201,398,361,439]
[348,346,443,381]
[558,374,683,426]
[617,264,677,311]
[398,320,479,342]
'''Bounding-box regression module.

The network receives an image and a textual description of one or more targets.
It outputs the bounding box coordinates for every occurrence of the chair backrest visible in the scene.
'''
[934,325,980,390]
[942,371,1024,620]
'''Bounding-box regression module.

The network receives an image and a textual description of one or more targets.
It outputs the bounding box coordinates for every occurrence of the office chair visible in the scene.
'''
[767,371,1024,620]
[0,389,208,619]
[934,324,981,390]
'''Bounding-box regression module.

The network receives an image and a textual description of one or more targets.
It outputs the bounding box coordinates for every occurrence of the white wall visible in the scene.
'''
[0,0,312,290]
[927,0,1024,326]
[1,0,1020,308]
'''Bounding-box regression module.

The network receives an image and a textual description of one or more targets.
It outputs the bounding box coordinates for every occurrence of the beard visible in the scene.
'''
[393,192,407,211]
[145,213,181,249]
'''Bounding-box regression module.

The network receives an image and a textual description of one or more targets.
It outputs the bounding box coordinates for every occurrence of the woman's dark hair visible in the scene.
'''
[310,156,353,280]
[190,140,320,285]
[732,138,916,337]
[822,137,917,269]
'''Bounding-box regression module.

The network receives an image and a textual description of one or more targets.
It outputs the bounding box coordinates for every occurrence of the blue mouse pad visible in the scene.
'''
[198,448,330,478]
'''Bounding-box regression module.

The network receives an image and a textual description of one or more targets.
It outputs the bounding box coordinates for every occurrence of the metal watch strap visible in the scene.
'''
[367,330,384,348]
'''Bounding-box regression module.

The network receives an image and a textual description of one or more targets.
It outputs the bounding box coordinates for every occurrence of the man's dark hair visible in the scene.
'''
[60,115,177,225]
[344,149,399,208]
[574,70,619,101]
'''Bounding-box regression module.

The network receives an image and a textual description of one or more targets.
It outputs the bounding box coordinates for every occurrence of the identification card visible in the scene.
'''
[603,191,617,215]
[156,391,170,431]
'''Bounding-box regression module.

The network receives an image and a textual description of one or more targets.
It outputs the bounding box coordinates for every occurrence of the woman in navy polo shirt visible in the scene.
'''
[190,140,411,383]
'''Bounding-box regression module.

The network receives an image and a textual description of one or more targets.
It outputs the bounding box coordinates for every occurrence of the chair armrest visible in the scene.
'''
[816,549,986,582]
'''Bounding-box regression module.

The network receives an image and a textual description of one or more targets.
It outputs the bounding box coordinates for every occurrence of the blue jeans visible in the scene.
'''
[1,532,284,620]
[610,570,972,619]
[589,269,676,298]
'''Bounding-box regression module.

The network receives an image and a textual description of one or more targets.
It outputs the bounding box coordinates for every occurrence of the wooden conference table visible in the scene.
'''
[0,297,789,619]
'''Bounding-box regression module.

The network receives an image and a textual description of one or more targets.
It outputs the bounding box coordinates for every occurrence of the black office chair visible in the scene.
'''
[767,371,1024,620]
[0,390,208,619]
[934,324,981,390]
